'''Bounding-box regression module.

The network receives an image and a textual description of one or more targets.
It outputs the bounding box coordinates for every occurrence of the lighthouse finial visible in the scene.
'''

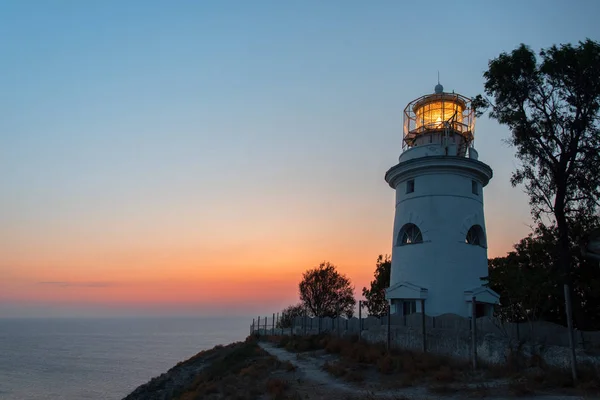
[434,72,443,94]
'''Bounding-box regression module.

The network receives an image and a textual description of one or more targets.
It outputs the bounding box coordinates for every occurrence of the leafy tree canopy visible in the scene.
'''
[299,262,356,318]
[476,40,600,378]
[474,40,600,351]
[361,254,391,317]
[277,303,304,328]
[474,39,600,227]
[485,216,600,330]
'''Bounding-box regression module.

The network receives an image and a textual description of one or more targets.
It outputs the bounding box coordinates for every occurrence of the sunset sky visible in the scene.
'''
[1,0,599,318]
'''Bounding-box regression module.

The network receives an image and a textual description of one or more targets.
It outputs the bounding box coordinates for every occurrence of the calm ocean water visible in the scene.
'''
[0,317,250,400]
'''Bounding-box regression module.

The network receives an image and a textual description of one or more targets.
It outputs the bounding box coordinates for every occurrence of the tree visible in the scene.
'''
[474,39,600,276]
[474,39,600,379]
[361,254,391,317]
[277,303,305,328]
[485,226,563,325]
[485,218,600,330]
[299,262,356,318]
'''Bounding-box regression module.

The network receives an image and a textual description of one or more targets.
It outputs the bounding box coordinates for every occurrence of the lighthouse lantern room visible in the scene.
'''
[384,83,499,318]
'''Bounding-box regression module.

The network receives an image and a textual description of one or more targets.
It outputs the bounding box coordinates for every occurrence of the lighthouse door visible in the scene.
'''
[475,302,487,318]
[402,301,416,315]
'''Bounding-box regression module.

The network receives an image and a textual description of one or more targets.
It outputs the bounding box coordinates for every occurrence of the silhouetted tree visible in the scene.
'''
[474,39,600,377]
[361,255,391,317]
[485,226,561,325]
[485,217,600,330]
[299,262,356,318]
[277,303,304,328]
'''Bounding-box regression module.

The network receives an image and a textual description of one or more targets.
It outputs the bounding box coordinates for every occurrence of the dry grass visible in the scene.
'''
[427,383,490,398]
[322,360,365,383]
[432,365,455,383]
[175,337,300,400]
[310,334,471,390]
[427,384,460,395]
[282,360,296,372]
[508,380,536,397]
[500,362,600,398]
[322,361,347,378]
[483,354,600,396]
[261,333,600,397]
[345,369,366,383]
[376,354,395,374]
[265,378,289,399]
[268,333,468,387]
[346,395,410,400]
[464,384,491,398]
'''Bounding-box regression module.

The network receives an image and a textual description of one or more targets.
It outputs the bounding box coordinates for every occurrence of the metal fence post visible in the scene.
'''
[337,306,340,337]
[387,304,391,351]
[359,300,362,332]
[471,296,478,369]
[251,319,255,335]
[304,309,307,336]
[421,299,427,353]
[300,314,306,335]
[272,313,275,335]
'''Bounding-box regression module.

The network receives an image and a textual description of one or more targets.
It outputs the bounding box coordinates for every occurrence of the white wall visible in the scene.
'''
[387,152,492,317]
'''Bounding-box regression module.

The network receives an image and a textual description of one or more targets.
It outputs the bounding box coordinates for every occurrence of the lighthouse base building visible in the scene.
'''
[384,84,499,318]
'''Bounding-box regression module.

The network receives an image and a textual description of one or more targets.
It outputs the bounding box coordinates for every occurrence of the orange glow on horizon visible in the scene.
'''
[1,203,521,315]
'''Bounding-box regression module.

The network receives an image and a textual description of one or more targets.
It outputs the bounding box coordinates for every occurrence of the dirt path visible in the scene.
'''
[257,342,594,400]
[258,341,433,399]
[259,342,352,392]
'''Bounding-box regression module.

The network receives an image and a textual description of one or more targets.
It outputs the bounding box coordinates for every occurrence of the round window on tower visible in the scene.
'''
[397,223,423,246]
[465,225,486,247]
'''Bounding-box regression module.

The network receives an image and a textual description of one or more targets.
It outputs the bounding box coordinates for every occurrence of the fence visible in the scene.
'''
[249,311,600,369]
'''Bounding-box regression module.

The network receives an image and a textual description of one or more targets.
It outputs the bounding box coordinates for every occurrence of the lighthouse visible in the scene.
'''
[384,83,499,318]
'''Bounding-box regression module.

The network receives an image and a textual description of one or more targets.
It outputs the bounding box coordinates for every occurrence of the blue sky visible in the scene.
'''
[1,0,599,317]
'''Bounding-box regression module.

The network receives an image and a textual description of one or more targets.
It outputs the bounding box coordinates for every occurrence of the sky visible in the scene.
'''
[1,0,599,318]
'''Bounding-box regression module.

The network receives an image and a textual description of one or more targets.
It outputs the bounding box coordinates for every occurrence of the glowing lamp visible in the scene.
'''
[414,97,465,130]
[402,84,475,155]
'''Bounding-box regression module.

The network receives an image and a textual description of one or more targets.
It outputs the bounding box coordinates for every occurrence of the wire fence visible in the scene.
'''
[250,304,483,367]
[250,306,600,368]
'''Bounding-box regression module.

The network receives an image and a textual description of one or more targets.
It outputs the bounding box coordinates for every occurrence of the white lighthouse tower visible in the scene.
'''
[384,83,499,318]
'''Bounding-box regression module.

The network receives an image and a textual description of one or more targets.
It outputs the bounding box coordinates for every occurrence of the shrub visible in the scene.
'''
[377,355,395,374]
[282,361,296,372]
[345,369,365,382]
[508,380,535,396]
[278,335,291,348]
[322,361,347,377]
[363,346,385,364]
[239,365,261,378]
[428,384,459,395]
[265,378,289,398]
[433,365,455,383]
[325,337,343,354]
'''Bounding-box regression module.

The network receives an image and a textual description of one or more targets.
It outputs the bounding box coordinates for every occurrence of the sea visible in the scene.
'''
[0,317,250,400]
